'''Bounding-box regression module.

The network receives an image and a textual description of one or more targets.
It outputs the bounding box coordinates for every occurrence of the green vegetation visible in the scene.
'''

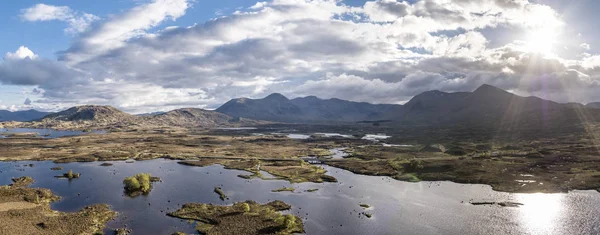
[123,173,158,197]
[261,160,338,183]
[237,174,253,179]
[406,159,424,172]
[241,202,251,213]
[65,170,81,179]
[10,176,35,187]
[395,173,420,182]
[114,228,131,235]
[274,214,301,233]
[214,187,228,201]
[305,188,319,192]
[53,170,81,180]
[272,187,295,193]
[359,204,370,208]
[50,166,63,171]
[180,158,338,184]
[0,177,116,234]
[167,200,304,235]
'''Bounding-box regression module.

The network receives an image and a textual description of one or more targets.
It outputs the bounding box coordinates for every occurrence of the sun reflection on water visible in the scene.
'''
[516,193,564,235]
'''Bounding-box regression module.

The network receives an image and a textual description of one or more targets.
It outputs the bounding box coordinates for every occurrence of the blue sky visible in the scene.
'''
[0,0,257,59]
[1,0,600,113]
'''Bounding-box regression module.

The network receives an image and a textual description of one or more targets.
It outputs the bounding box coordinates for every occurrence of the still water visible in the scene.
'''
[1,159,599,235]
[0,128,103,139]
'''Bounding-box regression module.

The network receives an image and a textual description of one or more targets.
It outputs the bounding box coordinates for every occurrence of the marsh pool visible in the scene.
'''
[1,159,599,235]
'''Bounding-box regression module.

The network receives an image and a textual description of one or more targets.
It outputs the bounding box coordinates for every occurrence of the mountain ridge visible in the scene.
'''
[14,106,262,130]
[3,84,600,130]
[0,109,53,122]
[216,84,600,127]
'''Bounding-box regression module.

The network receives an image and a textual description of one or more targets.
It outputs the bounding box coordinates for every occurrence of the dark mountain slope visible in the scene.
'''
[0,109,52,122]
[216,94,401,123]
[216,94,306,122]
[587,102,600,109]
[145,108,260,127]
[396,84,600,130]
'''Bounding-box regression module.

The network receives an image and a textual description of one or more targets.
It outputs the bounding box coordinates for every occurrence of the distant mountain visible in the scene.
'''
[41,105,137,123]
[136,111,166,117]
[144,108,260,127]
[394,84,600,129]
[29,105,260,129]
[7,85,600,131]
[587,102,600,109]
[216,93,305,122]
[0,109,52,122]
[216,93,400,123]
[216,84,600,129]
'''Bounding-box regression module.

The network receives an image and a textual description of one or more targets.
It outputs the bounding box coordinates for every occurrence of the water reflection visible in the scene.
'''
[517,193,564,235]
[0,160,599,235]
[0,128,103,138]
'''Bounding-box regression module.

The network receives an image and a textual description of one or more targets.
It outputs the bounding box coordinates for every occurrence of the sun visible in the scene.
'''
[525,28,558,56]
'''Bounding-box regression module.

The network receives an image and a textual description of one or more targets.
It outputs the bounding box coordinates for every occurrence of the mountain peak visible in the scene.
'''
[586,102,600,109]
[264,93,289,101]
[41,105,133,122]
[473,84,507,94]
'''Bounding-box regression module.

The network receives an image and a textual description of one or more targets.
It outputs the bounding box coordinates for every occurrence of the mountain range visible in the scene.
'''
[0,109,52,122]
[2,84,600,130]
[216,93,401,123]
[26,105,260,129]
[217,84,600,128]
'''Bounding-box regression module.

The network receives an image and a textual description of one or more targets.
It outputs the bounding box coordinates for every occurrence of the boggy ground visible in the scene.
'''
[1,125,600,193]
[179,158,337,183]
[0,176,116,234]
[326,136,600,193]
[0,128,348,162]
[167,200,303,235]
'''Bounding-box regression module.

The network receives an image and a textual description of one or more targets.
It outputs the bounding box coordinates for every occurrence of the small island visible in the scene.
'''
[272,187,295,193]
[0,176,116,234]
[167,200,303,234]
[54,169,81,180]
[122,173,160,197]
[50,166,63,171]
[214,187,228,201]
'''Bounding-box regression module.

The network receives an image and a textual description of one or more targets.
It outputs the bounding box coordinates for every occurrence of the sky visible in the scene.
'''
[1,0,600,113]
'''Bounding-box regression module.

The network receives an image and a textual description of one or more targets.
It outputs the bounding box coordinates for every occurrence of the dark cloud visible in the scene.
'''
[0,57,86,88]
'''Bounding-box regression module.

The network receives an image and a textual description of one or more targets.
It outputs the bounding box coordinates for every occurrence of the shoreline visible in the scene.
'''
[2,156,599,194]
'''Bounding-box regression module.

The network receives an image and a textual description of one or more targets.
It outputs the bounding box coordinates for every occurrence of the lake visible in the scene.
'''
[1,159,599,235]
[0,128,103,139]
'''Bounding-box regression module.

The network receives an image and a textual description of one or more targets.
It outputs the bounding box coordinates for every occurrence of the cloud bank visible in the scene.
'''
[2,0,600,113]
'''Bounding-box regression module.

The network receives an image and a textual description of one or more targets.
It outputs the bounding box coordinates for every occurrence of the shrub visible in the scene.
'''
[282,214,297,229]
[405,159,424,172]
[241,203,250,213]
[123,173,156,196]
[123,177,141,191]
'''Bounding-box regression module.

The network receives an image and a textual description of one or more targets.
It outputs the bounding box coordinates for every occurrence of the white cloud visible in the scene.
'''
[5,0,600,112]
[20,4,99,34]
[61,0,190,65]
[20,4,72,21]
[580,43,591,50]
[5,46,37,60]
[363,0,409,22]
